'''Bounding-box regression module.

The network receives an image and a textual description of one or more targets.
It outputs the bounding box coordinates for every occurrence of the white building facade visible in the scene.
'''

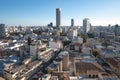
[83,18,90,34]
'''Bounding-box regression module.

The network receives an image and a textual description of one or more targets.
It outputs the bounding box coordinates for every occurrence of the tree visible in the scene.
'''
[92,50,99,57]
[60,32,66,36]
[62,40,71,47]
[82,34,88,43]
[28,37,32,45]
[77,32,82,37]
[87,32,94,38]
[9,32,19,36]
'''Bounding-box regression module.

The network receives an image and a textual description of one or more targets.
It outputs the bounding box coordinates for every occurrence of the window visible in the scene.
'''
[96,75,98,78]
[89,75,91,78]
[93,75,95,78]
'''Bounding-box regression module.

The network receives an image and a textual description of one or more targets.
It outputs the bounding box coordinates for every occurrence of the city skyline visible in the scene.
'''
[0,0,120,26]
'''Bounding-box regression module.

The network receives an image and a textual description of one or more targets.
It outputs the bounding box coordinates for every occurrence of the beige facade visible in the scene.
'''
[3,60,42,80]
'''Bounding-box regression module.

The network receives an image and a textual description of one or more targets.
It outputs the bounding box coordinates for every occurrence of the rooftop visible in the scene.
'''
[0,77,5,80]
[69,76,78,80]
[50,76,58,80]
[10,65,25,74]
[75,62,104,74]
[47,62,58,70]
[105,58,119,68]
[4,60,42,79]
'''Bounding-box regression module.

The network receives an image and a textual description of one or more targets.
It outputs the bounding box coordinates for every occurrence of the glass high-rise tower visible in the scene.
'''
[71,19,74,27]
[0,24,5,38]
[56,8,61,27]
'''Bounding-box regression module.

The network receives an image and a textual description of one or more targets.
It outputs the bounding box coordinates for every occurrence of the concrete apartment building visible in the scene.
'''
[3,60,42,80]
[47,51,69,73]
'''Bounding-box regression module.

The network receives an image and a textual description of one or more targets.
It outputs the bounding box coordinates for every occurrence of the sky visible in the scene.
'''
[0,0,120,26]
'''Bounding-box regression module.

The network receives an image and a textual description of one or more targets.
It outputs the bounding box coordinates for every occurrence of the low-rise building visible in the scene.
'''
[105,58,120,75]
[41,74,51,80]
[3,60,42,80]
[38,48,54,62]
[0,77,5,80]
[70,37,83,52]
[98,72,118,80]
[67,28,77,39]
[30,40,57,62]
[47,51,69,72]
[74,60,104,77]
[49,40,63,49]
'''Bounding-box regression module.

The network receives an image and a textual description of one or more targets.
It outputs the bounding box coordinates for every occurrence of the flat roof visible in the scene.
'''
[47,63,58,70]
[7,60,41,74]
[10,65,26,74]
[27,60,40,67]
[0,77,5,80]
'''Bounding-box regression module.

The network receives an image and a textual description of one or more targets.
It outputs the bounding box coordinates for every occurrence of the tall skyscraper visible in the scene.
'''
[89,23,94,32]
[71,19,74,27]
[56,8,61,27]
[0,24,6,38]
[114,24,120,36]
[83,18,90,34]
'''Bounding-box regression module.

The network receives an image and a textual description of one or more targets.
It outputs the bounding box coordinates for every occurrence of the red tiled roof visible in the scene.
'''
[106,58,119,68]
[75,62,104,73]
[101,73,109,76]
